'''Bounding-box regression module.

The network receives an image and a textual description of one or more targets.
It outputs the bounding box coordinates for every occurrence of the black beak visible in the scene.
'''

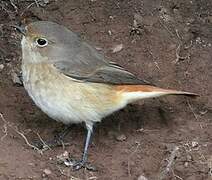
[11,25,26,36]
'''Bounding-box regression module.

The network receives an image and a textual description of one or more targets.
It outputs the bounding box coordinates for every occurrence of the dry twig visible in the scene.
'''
[159,146,179,180]
[20,2,36,16]
[171,168,183,180]
[0,113,43,154]
[37,132,51,151]
[9,0,18,12]
[128,142,141,177]
[175,44,190,63]
[0,114,8,141]
[34,0,40,7]
[158,18,175,38]
[175,29,190,63]
[187,100,199,121]
[0,2,11,16]
[146,47,160,70]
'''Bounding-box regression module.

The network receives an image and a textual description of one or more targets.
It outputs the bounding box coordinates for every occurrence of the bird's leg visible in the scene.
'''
[72,125,95,171]
[34,125,72,150]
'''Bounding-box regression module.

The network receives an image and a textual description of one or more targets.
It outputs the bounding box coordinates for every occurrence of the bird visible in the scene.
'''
[14,21,198,170]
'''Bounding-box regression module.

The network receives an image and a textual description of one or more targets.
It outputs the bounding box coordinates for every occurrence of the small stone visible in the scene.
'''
[137,175,148,180]
[39,0,49,7]
[108,30,112,36]
[28,163,35,166]
[5,58,11,63]
[186,154,192,161]
[116,134,127,141]
[112,44,123,53]
[62,151,69,157]
[11,71,22,85]
[196,37,201,44]
[43,168,52,176]
[56,151,70,164]
[184,161,189,167]
[109,15,114,20]
[0,64,4,71]
[208,16,212,23]
[191,141,198,148]
[134,14,142,27]
[95,46,103,51]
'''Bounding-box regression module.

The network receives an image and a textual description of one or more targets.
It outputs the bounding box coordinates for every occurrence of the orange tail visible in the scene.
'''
[115,85,198,103]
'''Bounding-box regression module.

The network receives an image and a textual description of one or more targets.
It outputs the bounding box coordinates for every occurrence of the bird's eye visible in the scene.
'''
[36,38,48,47]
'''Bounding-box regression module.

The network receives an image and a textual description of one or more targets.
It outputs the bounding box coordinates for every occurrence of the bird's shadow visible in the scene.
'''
[95,98,175,137]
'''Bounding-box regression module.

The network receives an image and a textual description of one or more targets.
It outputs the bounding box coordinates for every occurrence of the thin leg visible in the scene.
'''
[82,127,92,162]
[73,126,93,170]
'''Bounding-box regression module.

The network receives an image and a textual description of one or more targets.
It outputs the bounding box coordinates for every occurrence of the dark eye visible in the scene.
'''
[36,38,48,47]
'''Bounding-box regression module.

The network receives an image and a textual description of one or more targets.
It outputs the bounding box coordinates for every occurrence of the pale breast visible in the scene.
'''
[22,63,125,125]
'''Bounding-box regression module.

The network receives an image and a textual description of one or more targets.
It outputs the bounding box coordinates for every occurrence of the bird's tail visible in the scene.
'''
[115,85,198,103]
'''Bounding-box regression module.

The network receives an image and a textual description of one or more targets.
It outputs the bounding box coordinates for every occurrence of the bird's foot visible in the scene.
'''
[64,158,97,171]
[73,160,86,171]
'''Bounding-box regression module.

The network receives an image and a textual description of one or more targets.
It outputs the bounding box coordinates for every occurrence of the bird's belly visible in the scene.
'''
[22,63,125,125]
[24,84,84,125]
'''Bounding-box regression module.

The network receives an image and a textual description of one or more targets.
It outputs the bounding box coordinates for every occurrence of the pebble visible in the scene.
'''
[191,141,198,148]
[39,0,49,7]
[116,134,127,141]
[112,44,123,53]
[108,30,112,36]
[186,154,192,161]
[208,16,212,23]
[43,168,52,176]
[11,71,22,85]
[5,58,11,63]
[56,151,69,164]
[0,64,4,71]
[137,175,148,180]
[184,161,189,167]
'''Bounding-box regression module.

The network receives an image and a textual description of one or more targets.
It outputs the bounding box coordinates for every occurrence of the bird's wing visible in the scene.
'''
[48,29,150,85]
[56,61,150,85]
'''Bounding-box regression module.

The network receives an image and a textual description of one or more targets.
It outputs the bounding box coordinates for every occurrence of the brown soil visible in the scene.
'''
[0,0,212,179]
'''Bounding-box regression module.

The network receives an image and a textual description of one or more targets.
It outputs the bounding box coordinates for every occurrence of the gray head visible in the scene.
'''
[21,21,82,63]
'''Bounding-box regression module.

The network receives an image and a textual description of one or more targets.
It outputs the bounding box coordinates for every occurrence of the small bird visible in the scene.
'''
[15,21,197,170]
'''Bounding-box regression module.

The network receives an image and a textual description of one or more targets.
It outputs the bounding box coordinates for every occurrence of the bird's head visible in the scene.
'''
[13,21,78,63]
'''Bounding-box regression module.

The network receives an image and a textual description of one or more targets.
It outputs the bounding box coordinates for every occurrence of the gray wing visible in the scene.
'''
[56,61,149,85]
[44,24,150,85]
[53,41,150,85]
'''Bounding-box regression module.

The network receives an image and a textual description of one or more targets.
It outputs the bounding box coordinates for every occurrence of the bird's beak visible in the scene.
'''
[11,25,26,36]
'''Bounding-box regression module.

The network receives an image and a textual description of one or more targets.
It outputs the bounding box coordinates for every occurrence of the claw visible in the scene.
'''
[73,160,85,171]
[65,159,97,171]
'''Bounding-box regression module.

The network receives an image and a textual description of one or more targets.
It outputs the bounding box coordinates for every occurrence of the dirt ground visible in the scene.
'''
[0,0,212,179]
